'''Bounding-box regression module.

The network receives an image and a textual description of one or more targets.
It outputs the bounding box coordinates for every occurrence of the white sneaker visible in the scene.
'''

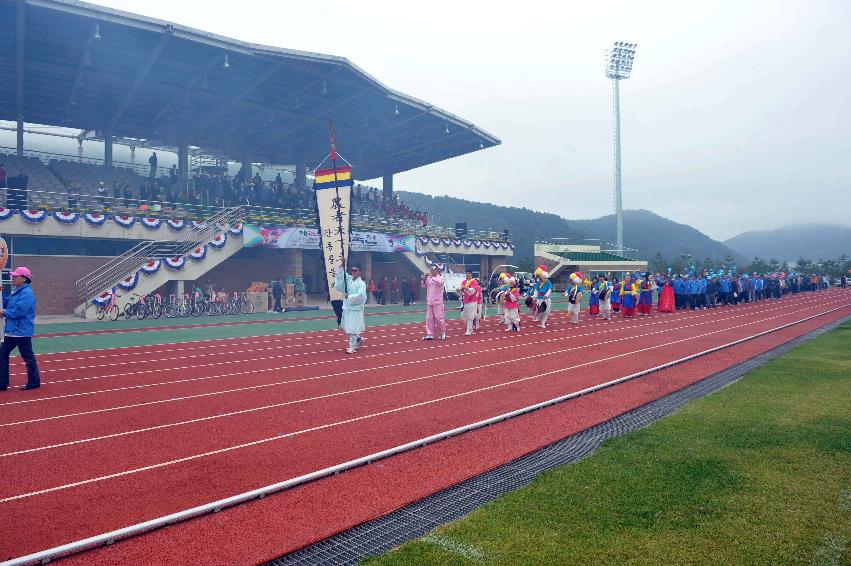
[540,323,547,329]
[422,335,434,340]
[464,332,473,336]
[441,333,446,340]
[346,348,354,354]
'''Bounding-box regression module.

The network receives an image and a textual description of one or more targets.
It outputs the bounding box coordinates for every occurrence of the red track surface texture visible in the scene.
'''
[1,291,849,565]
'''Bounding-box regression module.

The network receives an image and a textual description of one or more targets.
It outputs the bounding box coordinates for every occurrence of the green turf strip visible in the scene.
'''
[365,322,851,566]
[31,298,574,354]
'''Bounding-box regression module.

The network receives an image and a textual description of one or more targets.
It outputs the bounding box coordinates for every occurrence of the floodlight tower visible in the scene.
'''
[604,41,637,254]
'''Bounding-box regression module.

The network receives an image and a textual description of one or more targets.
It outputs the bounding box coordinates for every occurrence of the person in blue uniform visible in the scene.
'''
[0,266,41,391]
[673,275,685,310]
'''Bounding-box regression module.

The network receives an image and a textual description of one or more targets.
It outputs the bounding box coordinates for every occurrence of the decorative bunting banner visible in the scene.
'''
[0,207,14,221]
[228,222,243,235]
[91,289,114,306]
[117,272,139,291]
[140,260,162,275]
[165,257,186,271]
[84,212,108,226]
[52,210,80,224]
[166,219,187,231]
[113,214,136,229]
[188,245,207,261]
[141,217,162,230]
[209,232,228,249]
[19,209,48,223]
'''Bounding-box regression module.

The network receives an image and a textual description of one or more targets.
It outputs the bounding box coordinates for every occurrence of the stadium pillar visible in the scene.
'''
[241,155,252,183]
[383,174,393,200]
[104,130,113,168]
[178,143,189,194]
[296,156,307,189]
[15,0,25,158]
[175,280,184,298]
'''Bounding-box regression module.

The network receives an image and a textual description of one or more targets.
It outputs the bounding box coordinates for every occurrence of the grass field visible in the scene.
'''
[366,321,851,566]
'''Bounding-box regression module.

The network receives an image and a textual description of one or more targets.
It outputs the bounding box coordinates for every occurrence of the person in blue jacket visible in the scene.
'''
[0,266,40,390]
[673,275,685,310]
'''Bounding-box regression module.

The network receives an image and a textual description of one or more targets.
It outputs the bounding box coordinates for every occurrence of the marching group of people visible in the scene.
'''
[331,261,847,354]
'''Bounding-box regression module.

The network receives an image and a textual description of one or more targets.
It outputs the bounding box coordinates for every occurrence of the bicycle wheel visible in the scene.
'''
[136,302,148,320]
[179,301,191,317]
[96,305,106,320]
[151,302,163,319]
[123,303,134,319]
[164,303,178,318]
[192,302,203,317]
[241,300,255,314]
[109,304,119,321]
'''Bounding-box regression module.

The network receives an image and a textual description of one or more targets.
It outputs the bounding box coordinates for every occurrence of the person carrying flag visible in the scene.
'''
[334,262,367,354]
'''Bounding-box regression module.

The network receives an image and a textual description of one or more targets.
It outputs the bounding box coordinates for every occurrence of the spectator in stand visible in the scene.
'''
[67,183,80,209]
[139,181,149,205]
[149,152,158,179]
[272,278,283,312]
[96,181,108,207]
[367,278,377,304]
[0,162,6,189]
[122,183,134,208]
[390,276,399,304]
[169,164,178,185]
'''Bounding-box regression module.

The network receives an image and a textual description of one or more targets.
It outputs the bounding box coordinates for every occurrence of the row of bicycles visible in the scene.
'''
[95,290,256,321]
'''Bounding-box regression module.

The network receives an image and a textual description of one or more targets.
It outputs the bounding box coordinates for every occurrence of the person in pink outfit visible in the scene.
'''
[421,264,446,340]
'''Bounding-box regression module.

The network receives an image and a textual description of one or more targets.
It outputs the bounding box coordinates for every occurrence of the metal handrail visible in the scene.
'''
[75,206,244,302]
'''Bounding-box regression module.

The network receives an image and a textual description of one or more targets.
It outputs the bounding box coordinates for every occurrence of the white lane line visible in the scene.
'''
[2,304,844,504]
[1,299,844,455]
[0,296,818,415]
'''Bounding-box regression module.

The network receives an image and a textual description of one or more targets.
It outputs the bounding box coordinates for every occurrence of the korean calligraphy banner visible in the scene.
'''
[243,225,416,253]
[314,165,352,300]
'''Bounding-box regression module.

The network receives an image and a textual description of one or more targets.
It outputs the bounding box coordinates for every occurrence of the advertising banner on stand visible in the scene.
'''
[243,225,415,253]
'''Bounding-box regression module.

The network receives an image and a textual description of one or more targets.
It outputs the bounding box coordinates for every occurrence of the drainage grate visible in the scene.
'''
[268,316,849,566]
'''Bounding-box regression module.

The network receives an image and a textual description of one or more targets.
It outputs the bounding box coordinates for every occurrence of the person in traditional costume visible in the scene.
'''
[475,277,486,330]
[334,262,367,354]
[421,264,446,340]
[598,276,613,320]
[588,275,601,317]
[532,265,553,329]
[620,274,639,318]
[461,270,481,336]
[657,274,675,313]
[565,272,584,324]
[610,276,621,313]
[503,277,521,331]
[637,273,654,316]
[494,272,510,320]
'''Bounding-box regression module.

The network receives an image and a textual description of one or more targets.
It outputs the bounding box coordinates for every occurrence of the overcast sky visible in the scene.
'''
[11,0,851,239]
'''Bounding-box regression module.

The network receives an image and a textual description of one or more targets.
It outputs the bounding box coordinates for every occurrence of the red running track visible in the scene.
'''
[1,290,849,563]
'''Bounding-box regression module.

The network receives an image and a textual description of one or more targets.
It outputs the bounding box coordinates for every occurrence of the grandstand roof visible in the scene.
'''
[0,0,500,179]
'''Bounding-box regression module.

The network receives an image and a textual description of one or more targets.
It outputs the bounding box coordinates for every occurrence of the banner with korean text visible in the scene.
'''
[243,225,416,253]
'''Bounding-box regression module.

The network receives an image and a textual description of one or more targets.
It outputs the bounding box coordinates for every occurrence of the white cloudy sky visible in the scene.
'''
[13,0,851,239]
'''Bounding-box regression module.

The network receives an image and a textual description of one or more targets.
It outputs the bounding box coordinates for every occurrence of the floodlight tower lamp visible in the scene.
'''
[604,41,637,254]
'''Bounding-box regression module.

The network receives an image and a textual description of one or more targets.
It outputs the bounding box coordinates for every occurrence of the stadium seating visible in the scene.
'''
[48,159,147,196]
[0,152,65,193]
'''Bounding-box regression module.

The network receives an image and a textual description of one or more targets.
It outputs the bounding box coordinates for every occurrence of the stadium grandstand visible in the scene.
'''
[0,0,508,317]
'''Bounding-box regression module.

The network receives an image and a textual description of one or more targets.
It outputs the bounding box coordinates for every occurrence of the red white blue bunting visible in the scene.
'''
[19,209,48,223]
[452,239,462,246]
[463,240,473,248]
[165,257,186,271]
[166,219,187,231]
[117,271,139,291]
[0,207,15,221]
[209,232,228,249]
[188,245,207,261]
[423,256,446,271]
[482,241,491,248]
[141,217,162,230]
[91,289,114,306]
[228,222,243,235]
[140,260,161,275]
[190,220,208,230]
[52,210,80,224]
[84,212,108,226]
[113,214,136,229]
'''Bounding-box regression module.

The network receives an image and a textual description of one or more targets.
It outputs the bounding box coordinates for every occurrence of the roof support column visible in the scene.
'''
[241,155,252,184]
[382,173,394,201]
[178,143,189,196]
[295,156,307,190]
[104,129,113,168]
[15,0,25,158]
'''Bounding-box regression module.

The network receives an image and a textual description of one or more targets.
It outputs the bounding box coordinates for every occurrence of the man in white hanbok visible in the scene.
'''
[334,263,367,354]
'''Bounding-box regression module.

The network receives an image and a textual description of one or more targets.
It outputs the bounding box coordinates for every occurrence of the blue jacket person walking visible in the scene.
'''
[0,266,40,391]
